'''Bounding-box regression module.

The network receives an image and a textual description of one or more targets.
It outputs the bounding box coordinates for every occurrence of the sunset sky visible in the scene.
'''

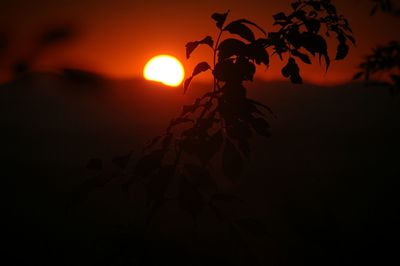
[1,0,400,84]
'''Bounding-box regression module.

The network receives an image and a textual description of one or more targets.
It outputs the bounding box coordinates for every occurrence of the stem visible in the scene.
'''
[213,29,223,93]
[145,29,225,230]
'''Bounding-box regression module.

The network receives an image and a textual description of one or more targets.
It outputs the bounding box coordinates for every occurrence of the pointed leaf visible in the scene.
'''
[291,50,311,64]
[250,117,270,137]
[212,11,229,29]
[218,38,246,60]
[183,76,193,94]
[353,71,364,80]
[185,36,214,59]
[234,19,266,35]
[224,20,255,42]
[192,62,211,76]
[335,42,349,60]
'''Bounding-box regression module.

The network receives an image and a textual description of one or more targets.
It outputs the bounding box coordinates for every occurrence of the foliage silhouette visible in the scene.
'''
[354,0,400,93]
[70,0,354,263]
[0,25,77,82]
[370,0,400,16]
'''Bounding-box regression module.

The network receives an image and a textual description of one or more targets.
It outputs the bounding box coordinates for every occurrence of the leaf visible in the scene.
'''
[246,40,269,65]
[224,20,255,42]
[233,19,266,35]
[86,158,103,171]
[192,61,211,76]
[291,50,311,64]
[345,34,356,45]
[281,57,302,84]
[335,42,349,60]
[305,19,321,33]
[248,99,276,117]
[291,2,301,10]
[212,11,229,29]
[223,139,243,180]
[181,99,201,116]
[218,38,246,60]
[273,12,287,21]
[213,59,236,81]
[300,32,328,56]
[352,71,364,80]
[183,77,193,94]
[112,150,133,169]
[250,117,270,138]
[185,36,214,59]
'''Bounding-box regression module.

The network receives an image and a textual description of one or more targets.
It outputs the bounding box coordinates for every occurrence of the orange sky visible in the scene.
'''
[1,0,400,85]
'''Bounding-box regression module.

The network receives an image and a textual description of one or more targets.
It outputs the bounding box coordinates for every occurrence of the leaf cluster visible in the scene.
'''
[354,41,400,93]
[370,0,400,16]
[70,1,354,237]
[265,0,355,83]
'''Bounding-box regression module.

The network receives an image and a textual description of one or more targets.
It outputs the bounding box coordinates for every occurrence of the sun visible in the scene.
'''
[143,55,185,87]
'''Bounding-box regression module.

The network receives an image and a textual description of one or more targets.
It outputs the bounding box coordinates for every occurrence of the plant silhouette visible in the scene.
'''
[370,0,400,16]
[70,0,354,263]
[354,0,400,93]
[0,25,77,82]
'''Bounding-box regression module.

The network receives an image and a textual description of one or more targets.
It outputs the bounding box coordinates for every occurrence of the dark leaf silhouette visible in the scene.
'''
[192,61,211,76]
[336,42,349,60]
[233,19,267,35]
[353,71,365,80]
[224,20,255,42]
[212,11,229,29]
[246,40,269,65]
[273,12,288,23]
[250,117,271,138]
[218,38,246,60]
[354,41,400,91]
[185,36,214,59]
[183,77,193,94]
[281,57,302,84]
[184,62,211,94]
[291,49,311,64]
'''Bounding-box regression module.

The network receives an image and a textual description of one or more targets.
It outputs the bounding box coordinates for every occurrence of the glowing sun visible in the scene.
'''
[143,55,185,87]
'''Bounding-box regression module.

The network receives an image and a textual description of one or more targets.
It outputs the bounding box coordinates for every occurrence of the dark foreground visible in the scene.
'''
[1,73,399,265]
